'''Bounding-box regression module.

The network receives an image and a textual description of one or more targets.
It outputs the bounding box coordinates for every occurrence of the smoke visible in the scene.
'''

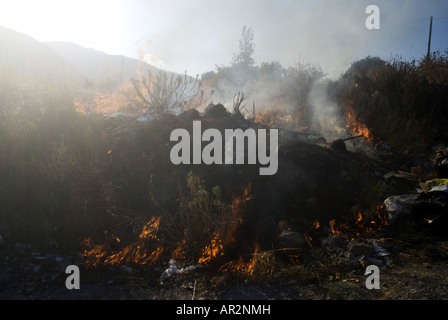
[201,61,351,140]
[308,79,346,139]
[126,0,440,137]
[143,53,166,69]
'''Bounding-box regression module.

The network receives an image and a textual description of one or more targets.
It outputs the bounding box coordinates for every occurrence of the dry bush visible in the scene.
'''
[159,172,236,265]
[131,70,212,119]
[335,53,448,155]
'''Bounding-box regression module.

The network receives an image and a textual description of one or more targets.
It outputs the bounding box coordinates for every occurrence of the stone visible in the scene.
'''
[330,139,346,152]
[277,230,304,248]
[322,234,347,249]
[366,256,384,267]
[347,240,376,257]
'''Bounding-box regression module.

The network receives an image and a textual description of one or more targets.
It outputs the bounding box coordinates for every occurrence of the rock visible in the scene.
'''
[375,238,401,253]
[347,240,376,257]
[336,256,362,270]
[368,239,390,257]
[330,139,346,152]
[366,256,384,267]
[322,234,347,249]
[33,265,41,273]
[277,230,304,248]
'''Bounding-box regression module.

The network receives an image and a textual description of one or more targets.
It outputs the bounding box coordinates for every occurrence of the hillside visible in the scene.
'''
[0,25,167,93]
[45,41,163,91]
[0,25,82,84]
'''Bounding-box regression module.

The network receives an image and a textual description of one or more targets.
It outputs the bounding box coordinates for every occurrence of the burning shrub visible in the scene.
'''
[160,172,247,266]
[334,53,448,155]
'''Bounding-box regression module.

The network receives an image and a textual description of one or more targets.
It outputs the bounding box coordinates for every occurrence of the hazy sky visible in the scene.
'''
[1,0,448,78]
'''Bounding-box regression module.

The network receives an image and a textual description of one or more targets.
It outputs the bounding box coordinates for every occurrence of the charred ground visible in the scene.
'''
[2,50,448,300]
[1,111,448,300]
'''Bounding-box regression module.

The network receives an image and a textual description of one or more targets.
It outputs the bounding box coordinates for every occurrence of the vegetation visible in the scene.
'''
[1,25,448,271]
[330,52,448,153]
[130,70,212,119]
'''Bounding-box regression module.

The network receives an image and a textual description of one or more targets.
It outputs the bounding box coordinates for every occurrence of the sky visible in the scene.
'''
[1,0,448,79]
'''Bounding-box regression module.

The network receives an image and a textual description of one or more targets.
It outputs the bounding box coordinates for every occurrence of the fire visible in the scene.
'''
[245,243,260,274]
[354,206,389,234]
[198,234,224,265]
[329,219,340,235]
[74,83,142,115]
[81,215,164,268]
[171,239,187,261]
[304,233,313,247]
[357,212,363,223]
[325,204,389,239]
[218,242,260,274]
[345,102,373,142]
[232,182,252,214]
[254,110,288,127]
[221,182,252,245]
[139,216,161,240]
[195,182,253,267]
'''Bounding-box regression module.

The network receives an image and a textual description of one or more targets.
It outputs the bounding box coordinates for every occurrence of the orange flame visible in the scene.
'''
[140,216,161,240]
[74,83,142,115]
[81,216,163,268]
[198,233,224,265]
[304,233,313,247]
[345,102,373,142]
[218,242,260,274]
[325,204,389,239]
[329,219,340,235]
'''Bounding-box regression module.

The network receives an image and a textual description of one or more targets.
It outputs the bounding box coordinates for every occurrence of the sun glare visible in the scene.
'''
[0,0,126,54]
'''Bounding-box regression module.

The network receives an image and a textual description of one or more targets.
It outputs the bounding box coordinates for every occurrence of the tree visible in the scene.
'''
[232,25,256,69]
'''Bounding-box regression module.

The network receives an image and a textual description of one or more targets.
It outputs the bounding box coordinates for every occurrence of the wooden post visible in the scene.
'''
[427,16,433,58]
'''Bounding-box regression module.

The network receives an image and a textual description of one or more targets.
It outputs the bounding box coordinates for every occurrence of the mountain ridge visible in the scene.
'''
[0,25,171,92]
[45,41,163,90]
[0,25,82,84]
